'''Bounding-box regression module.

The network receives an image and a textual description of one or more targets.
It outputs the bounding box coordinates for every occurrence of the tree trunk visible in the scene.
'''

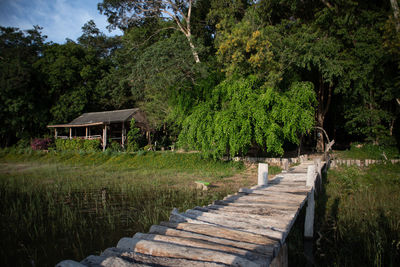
[390,0,400,32]
[186,33,200,63]
[316,112,325,152]
[315,76,332,153]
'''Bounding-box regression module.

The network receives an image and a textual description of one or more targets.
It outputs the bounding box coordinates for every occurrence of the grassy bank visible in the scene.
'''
[314,163,400,266]
[0,150,273,267]
[334,143,400,160]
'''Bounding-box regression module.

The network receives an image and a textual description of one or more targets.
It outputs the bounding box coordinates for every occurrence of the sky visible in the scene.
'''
[0,0,122,43]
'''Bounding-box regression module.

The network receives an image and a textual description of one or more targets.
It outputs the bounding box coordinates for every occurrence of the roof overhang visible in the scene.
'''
[47,122,106,128]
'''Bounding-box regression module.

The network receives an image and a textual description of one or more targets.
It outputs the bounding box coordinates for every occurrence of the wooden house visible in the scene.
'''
[47,108,151,151]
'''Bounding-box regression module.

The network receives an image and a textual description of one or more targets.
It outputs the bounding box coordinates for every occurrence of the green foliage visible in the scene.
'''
[317,164,400,266]
[0,26,49,145]
[126,119,141,152]
[179,76,316,158]
[336,143,400,160]
[55,139,100,152]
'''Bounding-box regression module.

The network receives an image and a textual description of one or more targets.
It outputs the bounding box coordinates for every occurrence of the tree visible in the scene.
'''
[0,26,48,145]
[98,0,201,62]
[178,75,316,158]
[36,40,111,123]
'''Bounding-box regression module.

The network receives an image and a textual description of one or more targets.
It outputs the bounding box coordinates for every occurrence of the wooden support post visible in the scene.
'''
[283,159,289,171]
[102,125,107,151]
[54,128,58,139]
[270,243,288,267]
[122,122,125,148]
[258,163,268,186]
[305,165,316,239]
[85,127,88,139]
[314,158,322,193]
[69,128,72,139]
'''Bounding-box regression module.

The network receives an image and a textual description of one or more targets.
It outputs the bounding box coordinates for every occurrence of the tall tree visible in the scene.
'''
[98,0,201,62]
[0,26,48,145]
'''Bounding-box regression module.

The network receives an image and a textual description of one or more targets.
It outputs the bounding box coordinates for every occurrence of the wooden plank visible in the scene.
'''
[239,188,308,199]
[160,222,278,247]
[185,209,290,229]
[170,209,285,240]
[80,255,151,267]
[255,186,310,194]
[204,204,296,216]
[221,197,302,207]
[131,233,270,264]
[100,247,227,267]
[224,192,304,203]
[148,225,274,256]
[194,206,295,221]
[213,200,300,211]
[115,238,262,267]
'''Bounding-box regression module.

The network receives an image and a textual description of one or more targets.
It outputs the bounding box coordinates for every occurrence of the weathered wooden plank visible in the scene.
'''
[238,188,308,200]
[221,198,302,208]
[184,208,290,229]
[116,238,262,267]
[148,225,275,256]
[204,204,295,216]
[56,260,86,267]
[100,247,227,267]
[160,222,278,247]
[250,185,310,194]
[194,206,295,222]
[170,209,285,240]
[131,233,270,264]
[224,192,303,203]
[80,255,151,267]
[213,200,300,211]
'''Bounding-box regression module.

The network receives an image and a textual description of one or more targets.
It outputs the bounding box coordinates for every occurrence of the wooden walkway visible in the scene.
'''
[58,159,325,267]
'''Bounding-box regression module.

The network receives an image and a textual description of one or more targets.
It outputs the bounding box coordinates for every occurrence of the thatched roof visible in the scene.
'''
[47,108,151,131]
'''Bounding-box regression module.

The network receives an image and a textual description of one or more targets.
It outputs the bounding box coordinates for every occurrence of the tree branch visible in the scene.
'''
[321,0,333,9]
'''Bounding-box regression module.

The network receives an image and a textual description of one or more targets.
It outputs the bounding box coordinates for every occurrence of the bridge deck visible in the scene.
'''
[58,160,323,267]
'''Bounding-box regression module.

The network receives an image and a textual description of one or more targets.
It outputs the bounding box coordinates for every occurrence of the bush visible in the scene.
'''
[31,138,53,151]
[83,139,101,152]
[127,119,141,152]
[55,138,100,152]
[108,141,122,152]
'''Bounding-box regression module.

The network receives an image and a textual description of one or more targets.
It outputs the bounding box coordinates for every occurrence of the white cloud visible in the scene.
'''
[0,0,121,43]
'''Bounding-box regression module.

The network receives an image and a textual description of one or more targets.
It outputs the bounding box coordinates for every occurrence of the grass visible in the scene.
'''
[314,163,400,266]
[0,149,255,267]
[0,149,283,266]
[334,143,400,160]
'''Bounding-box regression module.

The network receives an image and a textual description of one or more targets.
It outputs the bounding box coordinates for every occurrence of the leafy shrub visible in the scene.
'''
[127,119,141,152]
[31,138,53,150]
[17,138,31,150]
[55,138,100,152]
[108,141,122,152]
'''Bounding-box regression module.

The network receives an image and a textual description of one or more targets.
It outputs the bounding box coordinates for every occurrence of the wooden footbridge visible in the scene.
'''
[58,158,326,267]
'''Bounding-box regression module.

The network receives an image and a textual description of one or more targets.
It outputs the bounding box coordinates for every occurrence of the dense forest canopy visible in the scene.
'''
[1,0,399,157]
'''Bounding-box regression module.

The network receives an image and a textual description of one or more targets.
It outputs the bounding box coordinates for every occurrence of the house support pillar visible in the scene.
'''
[122,122,125,148]
[85,127,88,139]
[69,128,72,139]
[54,128,58,139]
[102,125,107,151]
